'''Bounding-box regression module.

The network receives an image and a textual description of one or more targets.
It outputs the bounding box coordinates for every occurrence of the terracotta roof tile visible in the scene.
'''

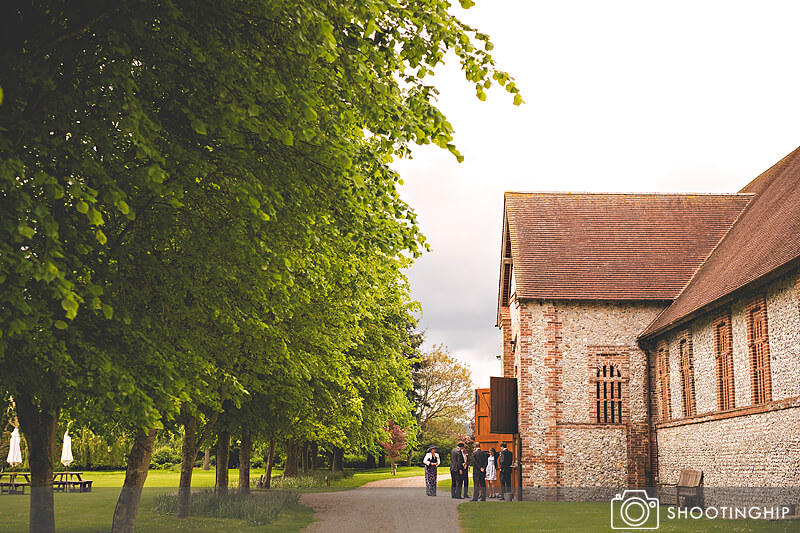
[503,192,752,301]
[641,145,800,338]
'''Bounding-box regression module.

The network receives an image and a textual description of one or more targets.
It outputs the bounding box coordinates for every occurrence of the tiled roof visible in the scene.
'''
[503,192,752,301]
[641,145,800,338]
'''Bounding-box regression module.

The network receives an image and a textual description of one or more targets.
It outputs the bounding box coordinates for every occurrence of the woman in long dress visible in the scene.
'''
[486,447,498,498]
[423,445,440,496]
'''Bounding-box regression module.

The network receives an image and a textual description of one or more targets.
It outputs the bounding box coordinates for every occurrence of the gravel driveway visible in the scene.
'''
[301,473,463,532]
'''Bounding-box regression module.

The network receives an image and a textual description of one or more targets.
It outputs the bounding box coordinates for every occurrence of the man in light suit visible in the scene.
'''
[470,443,487,501]
[450,442,465,498]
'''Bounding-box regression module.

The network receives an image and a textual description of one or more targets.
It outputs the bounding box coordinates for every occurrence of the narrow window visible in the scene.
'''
[679,336,696,417]
[714,314,735,411]
[596,363,623,423]
[501,262,512,306]
[747,297,772,404]
[656,342,671,421]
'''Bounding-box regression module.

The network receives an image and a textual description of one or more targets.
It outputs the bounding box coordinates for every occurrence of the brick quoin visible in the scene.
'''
[544,305,564,490]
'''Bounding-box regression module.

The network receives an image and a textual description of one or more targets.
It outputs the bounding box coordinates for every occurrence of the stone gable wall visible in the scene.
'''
[507,298,666,487]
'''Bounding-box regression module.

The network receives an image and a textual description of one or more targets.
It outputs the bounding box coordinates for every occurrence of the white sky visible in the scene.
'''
[392,0,800,388]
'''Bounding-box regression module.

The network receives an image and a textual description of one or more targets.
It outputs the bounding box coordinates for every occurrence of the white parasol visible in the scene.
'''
[6,427,22,469]
[60,430,73,467]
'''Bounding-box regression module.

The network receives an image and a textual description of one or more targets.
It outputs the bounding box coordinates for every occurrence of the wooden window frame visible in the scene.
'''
[656,340,672,421]
[713,313,735,411]
[678,332,696,418]
[587,347,630,425]
[746,296,772,405]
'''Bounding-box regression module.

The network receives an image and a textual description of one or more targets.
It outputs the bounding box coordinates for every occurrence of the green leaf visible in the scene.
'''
[17,224,35,239]
[191,119,207,135]
[61,297,79,319]
[96,229,108,245]
[76,201,89,214]
[513,93,524,106]
[88,208,104,225]
[118,200,130,215]
[459,0,475,7]
[102,304,113,320]
[54,320,68,330]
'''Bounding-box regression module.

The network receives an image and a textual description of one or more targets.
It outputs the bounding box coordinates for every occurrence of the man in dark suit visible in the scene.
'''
[461,445,470,498]
[470,443,487,501]
[450,442,465,498]
[498,442,514,501]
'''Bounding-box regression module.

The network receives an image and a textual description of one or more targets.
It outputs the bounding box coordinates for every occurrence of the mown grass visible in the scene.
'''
[0,466,424,531]
[458,501,800,532]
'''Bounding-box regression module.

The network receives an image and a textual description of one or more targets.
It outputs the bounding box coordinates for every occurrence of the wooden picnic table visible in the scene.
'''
[0,472,30,495]
[53,471,93,492]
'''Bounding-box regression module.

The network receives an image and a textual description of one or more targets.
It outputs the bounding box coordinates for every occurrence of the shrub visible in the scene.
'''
[151,446,181,468]
[152,489,299,526]
[269,469,352,489]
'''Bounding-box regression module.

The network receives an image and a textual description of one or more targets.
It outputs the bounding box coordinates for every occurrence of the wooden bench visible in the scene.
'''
[660,469,703,508]
[0,481,28,495]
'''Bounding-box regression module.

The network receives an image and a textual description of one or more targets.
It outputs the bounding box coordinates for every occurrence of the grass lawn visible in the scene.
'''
[0,466,423,532]
[458,501,800,532]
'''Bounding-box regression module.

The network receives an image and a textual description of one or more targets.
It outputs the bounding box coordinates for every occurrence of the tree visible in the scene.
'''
[379,422,408,475]
[413,345,473,452]
[0,1,518,530]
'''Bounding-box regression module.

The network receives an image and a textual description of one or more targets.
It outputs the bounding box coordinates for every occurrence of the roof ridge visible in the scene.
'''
[505,190,753,197]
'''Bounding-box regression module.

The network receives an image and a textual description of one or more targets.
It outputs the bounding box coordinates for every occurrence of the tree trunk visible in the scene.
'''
[310,441,318,470]
[202,446,211,470]
[300,442,309,474]
[16,392,59,533]
[111,428,157,533]
[332,446,343,472]
[378,453,386,468]
[283,441,298,477]
[263,438,275,488]
[365,453,376,469]
[238,429,251,494]
[327,450,334,471]
[177,413,197,518]
[177,406,222,518]
[216,428,230,495]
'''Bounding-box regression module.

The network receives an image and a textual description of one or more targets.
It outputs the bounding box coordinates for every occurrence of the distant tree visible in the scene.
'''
[413,345,473,430]
[379,421,408,475]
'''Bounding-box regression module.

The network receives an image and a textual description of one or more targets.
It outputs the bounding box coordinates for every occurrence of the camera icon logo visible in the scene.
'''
[610,490,660,529]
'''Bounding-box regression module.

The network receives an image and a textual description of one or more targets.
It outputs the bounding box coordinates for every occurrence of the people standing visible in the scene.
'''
[470,443,487,501]
[486,447,498,497]
[499,442,514,501]
[450,442,465,498]
[461,445,470,498]
[423,445,440,496]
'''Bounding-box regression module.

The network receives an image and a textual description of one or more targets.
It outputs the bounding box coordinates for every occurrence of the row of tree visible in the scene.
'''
[0,1,518,532]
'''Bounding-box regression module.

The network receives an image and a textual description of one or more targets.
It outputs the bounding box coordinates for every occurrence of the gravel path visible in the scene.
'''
[301,473,464,532]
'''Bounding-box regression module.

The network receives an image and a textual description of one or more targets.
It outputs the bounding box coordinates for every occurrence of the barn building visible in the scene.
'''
[492,146,800,492]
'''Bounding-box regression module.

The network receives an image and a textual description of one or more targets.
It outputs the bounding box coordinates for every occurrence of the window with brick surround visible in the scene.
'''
[656,341,671,421]
[747,296,772,405]
[595,363,623,423]
[678,334,696,417]
[713,313,735,411]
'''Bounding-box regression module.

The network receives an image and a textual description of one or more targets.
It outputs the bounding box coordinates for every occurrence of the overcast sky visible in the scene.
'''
[391,0,800,388]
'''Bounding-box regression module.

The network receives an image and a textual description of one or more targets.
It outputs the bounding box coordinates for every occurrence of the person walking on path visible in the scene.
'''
[449,443,465,498]
[423,445,441,496]
[470,443,487,501]
[498,442,514,501]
